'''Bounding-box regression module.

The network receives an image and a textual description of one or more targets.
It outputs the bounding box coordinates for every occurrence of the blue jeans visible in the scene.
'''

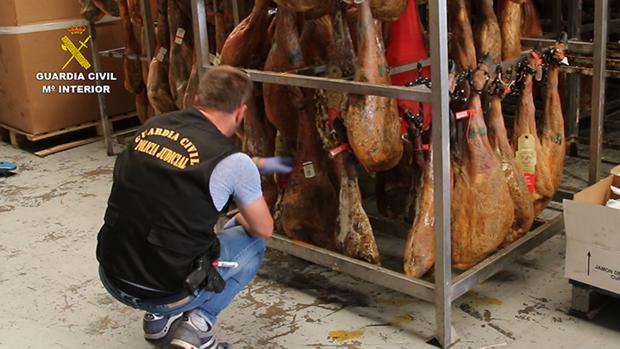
[99,226,266,325]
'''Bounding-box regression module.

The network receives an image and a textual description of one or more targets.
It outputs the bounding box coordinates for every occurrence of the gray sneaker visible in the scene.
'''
[169,310,232,349]
[143,312,183,344]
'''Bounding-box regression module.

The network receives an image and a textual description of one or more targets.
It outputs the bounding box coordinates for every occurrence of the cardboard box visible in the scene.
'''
[564,165,620,295]
[0,19,135,135]
[0,0,82,27]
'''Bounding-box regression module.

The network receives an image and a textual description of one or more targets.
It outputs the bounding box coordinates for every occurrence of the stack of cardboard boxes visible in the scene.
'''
[564,165,620,295]
[0,0,134,135]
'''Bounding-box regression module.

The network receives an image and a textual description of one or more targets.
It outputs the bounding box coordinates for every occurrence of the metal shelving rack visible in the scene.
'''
[88,0,156,156]
[188,1,567,347]
[89,0,611,346]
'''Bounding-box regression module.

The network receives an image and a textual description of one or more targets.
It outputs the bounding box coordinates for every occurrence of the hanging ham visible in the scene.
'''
[316,3,381,264]
[263,7,306,146]
[451,60,515,270]
[450,0,477,72]
[487,69,535,245]
[345,0,403,172]
[147,0,177,114]
[220,0,273,69]
[118,0,144,95]
[405,11,513,276]
[522,0,543,38]
[279,102,339,250]
[473,0,502,64]
[533,38,568,215]
[300,15,334,66]
[499,0,524,60]
[168,0,194,109]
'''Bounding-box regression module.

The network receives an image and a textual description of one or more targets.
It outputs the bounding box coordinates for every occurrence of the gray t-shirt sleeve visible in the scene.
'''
[209,152,263,211]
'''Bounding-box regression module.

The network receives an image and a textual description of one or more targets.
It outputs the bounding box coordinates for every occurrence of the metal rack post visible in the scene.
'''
[91,0,156,155]
[140,0,156,61]
[88,21,114,156]
[589,0,609,184]
[191,0,210,79]
[565,0,582,156]
[428,0,453,346]
[552,0,563,33]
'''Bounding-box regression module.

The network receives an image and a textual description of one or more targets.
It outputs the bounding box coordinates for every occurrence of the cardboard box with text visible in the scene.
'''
[564,165,620,294]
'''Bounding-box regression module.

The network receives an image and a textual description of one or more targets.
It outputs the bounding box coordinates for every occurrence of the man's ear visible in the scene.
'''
[237,104,248,120]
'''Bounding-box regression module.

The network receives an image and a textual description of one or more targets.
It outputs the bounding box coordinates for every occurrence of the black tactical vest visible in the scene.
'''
[96,107,239,295]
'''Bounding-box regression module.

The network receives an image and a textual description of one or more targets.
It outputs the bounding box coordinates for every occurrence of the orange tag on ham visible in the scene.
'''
[455,109,482,120]
[524,173,536,193]
[328,144,350,158]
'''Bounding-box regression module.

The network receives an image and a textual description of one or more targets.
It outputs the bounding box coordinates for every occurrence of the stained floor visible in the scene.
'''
[1,141,619,349]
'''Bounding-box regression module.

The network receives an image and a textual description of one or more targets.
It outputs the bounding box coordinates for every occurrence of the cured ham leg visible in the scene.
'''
[512,50,553,217]
[450,0,477,72]
[147,0,177,114]
[474,0,533,243]
[220,0,273,69]
[451,60,514,270]
[118,0,144,95]
[499,0,524,60]
[487,70,534,245]
[345,0,403,172]
[404,63,514,276]
[369,0,408,21]
[311,4,380,264]
[300,15,334,66]
[214,0,235,54]
[403,147,436,276]
[449,0,477,107]
[280,102,339,250]
[168,0,194,109]
[522,0,543,38]
[263,7,305,146]
[473,0,502,64]
[316,93,381,264]
[534,39,568,215]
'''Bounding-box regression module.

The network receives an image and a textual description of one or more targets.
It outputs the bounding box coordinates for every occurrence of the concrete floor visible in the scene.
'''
[1,140,619,349]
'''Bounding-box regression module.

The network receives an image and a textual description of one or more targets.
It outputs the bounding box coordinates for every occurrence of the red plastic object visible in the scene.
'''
[386,0,431,130]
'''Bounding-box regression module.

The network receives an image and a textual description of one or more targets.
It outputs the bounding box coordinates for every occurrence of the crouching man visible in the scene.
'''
[96,66,292,349]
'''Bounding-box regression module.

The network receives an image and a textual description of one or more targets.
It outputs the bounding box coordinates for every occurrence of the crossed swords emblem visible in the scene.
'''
[61,35,92,70]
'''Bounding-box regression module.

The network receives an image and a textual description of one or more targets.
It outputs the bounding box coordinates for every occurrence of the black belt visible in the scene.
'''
[102,268,189,304]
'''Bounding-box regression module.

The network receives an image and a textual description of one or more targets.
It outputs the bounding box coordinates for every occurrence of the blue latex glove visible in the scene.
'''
[258,157,293,175]
[222,216,239,230]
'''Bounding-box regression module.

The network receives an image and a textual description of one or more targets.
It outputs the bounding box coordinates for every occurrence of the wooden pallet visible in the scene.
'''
[0,113,140,157]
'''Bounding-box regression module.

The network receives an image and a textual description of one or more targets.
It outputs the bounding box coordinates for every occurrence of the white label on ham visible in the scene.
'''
[175,28,186,45]
[302,161,316,179]
[535,66,544,82]
[516,134,537,173]
[156,47,168,62]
